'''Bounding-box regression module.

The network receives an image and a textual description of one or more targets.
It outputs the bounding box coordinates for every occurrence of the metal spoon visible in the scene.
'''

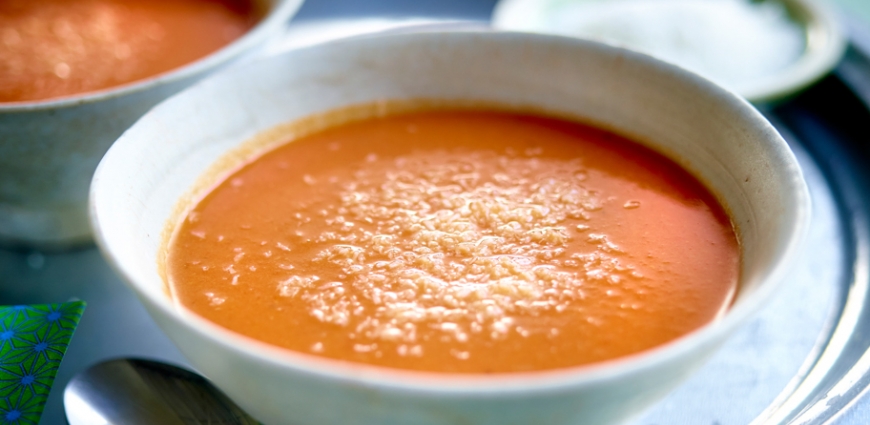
[64,358,259,425]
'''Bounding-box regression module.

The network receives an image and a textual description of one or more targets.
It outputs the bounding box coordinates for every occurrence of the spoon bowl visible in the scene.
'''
[64,358,258,425]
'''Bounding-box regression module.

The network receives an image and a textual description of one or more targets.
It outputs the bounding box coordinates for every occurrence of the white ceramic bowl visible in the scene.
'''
[0,0,303,248]
[91,31,810,425]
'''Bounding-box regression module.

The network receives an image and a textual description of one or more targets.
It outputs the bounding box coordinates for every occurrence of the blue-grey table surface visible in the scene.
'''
[0,0,866,424]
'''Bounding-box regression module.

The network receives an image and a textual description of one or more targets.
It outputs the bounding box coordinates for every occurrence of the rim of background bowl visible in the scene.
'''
[0,0,303,112]
[91,31,812,394]
[490,0,847,104]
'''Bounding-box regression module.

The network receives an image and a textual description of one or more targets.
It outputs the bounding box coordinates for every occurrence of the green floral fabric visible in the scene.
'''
[0,302,86,425]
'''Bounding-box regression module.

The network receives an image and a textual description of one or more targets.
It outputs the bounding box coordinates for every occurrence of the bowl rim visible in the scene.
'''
[490,0,847,103]
[0,0,303,112]
[90,30,812,394]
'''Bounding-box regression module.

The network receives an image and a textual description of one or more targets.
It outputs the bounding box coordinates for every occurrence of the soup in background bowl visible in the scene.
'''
[0,0,303,248]
[91,31,810,425]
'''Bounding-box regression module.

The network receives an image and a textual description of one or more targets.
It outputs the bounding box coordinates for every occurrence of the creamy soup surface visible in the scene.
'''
[167,109,740,374]
[0,0,260,103]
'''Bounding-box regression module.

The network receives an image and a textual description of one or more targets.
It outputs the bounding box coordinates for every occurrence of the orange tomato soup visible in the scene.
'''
[167,109,739,374]
[0,0,261,103]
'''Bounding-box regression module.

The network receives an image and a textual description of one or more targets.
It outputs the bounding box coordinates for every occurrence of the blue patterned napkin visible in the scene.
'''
[0,302,86,425]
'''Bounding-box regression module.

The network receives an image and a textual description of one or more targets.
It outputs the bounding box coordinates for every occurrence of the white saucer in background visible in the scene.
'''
[492,0,847,103]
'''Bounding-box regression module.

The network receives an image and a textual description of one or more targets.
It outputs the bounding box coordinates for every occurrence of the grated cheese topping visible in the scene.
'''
[274,149,640,357]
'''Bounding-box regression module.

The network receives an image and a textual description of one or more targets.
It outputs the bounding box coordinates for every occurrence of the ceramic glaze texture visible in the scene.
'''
[90,32,810,425]
[0,0,303,248]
